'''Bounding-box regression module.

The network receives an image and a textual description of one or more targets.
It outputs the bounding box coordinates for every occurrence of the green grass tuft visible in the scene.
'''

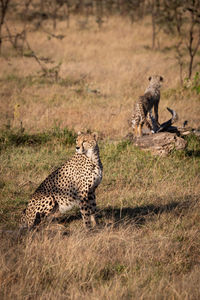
[0,127,76,151]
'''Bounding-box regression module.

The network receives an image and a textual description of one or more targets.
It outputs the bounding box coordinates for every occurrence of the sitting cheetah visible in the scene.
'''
[20,132,103,230]
[131,75,163,137]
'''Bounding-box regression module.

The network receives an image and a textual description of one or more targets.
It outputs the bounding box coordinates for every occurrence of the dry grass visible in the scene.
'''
[1,136,200,299]
[0,16,199,138]
[0,14,200,300]
[1,210,200,300]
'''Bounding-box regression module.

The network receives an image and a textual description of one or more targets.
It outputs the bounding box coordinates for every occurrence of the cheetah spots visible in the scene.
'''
[21,132,103,230]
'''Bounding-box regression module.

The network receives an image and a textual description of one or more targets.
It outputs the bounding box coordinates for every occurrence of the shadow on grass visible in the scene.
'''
[185,150,200,158]
[57,199,192,228]
[100,200,192,227]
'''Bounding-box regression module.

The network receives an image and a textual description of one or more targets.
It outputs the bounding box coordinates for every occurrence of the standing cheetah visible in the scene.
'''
[20,132,103,230]
[131,75,163,137]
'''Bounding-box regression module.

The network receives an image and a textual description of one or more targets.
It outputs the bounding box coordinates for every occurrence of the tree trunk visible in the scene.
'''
[134,132,187,156]
[188,54,194,79]
[0,0,10,54]
[0,25,2,53]
[129,107,192,156]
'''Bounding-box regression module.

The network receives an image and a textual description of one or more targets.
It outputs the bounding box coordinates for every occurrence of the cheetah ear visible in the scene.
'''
[92,132,98,141]
[148,76,152,81]
[160,76,163,82]
[77,131,82,136]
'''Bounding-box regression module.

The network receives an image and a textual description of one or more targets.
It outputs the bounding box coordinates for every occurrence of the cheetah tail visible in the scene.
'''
[167,107,178,124]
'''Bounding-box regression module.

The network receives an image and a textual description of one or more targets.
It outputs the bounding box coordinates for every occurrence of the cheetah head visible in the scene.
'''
[76,132,98,158]
[148,75,164,88]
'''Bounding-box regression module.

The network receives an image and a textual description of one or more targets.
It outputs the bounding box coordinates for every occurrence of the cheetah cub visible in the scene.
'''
[131,75,163,137]
[20,132,103,230]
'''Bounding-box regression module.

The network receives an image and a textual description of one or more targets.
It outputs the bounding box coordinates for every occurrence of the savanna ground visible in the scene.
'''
[0,12,200,300]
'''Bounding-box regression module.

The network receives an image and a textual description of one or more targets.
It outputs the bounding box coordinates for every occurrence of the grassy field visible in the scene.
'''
[0,14,200,299]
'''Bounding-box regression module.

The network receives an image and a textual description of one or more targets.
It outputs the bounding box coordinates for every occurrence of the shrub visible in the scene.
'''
[0,127,76,150]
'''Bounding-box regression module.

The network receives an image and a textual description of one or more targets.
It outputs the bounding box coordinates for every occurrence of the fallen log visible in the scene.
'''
[128,107,198,156]
[134,131,187,156]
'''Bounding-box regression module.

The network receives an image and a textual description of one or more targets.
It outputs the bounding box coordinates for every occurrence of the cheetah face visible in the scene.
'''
[148,75,163,88]
[76,132,98,157]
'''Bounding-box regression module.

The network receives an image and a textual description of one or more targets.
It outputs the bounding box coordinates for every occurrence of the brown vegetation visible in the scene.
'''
[0,12,200,138]
[0,4,200,299]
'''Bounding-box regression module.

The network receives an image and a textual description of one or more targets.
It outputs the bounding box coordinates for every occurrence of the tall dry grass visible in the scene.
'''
[0,135,200,299]
[0,16,199,138]
[0,14,200,300]
[1,211,200,300]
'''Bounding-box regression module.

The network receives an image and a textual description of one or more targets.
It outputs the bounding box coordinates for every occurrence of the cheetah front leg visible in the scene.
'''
[134,124,138,137]
[142,114,153,134]
[78,191,92,229]
[88,191,98,228]
[154,101,160,125]
[138,123,143,137]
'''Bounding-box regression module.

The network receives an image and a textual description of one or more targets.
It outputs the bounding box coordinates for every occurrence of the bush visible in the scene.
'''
[0,127,76,150]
